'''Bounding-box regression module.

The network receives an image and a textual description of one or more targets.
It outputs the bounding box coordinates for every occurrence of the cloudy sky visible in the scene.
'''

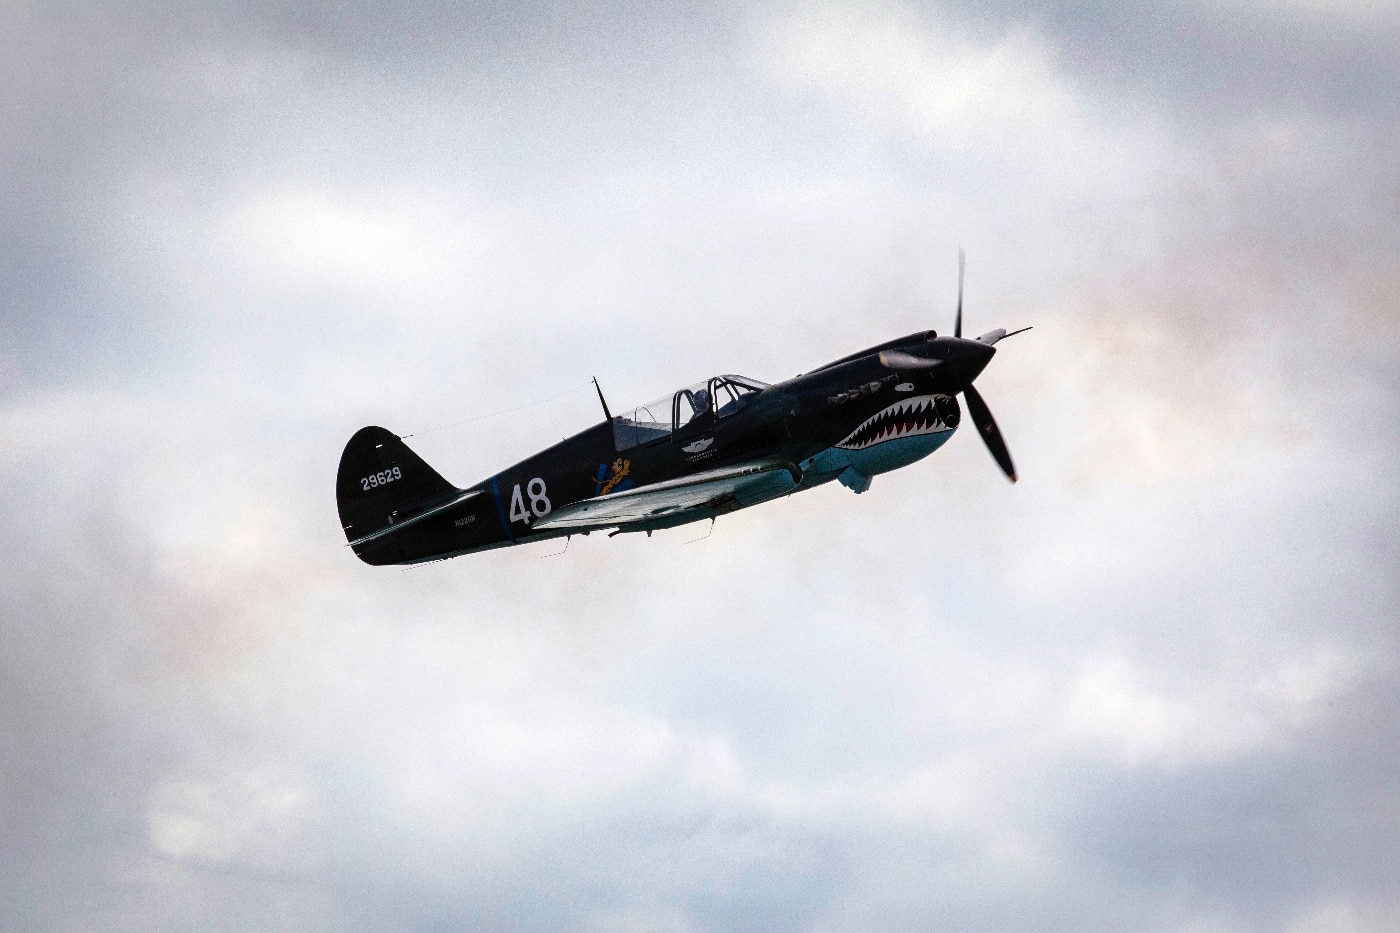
[3,1,1398,930]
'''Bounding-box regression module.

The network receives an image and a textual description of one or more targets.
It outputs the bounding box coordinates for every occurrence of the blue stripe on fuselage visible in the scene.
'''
[490,476,515,542]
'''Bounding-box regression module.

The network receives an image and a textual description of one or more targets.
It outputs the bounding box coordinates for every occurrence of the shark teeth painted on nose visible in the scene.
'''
[835,395,954,450]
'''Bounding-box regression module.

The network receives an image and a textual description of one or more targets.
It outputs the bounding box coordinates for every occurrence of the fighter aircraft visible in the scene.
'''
[337,259,1028,565]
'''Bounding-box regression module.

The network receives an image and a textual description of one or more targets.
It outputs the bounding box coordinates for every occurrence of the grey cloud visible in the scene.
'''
[1062,675,1400,923]
[932,0,1400,126]
[3,1,1398,931]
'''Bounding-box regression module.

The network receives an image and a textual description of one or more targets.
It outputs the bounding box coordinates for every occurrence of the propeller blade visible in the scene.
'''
[954,248,964,339]
[962,383,1016,482]
[878,349,942,370]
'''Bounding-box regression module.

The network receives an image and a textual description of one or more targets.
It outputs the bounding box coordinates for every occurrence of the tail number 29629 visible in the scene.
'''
[361,466,402,491]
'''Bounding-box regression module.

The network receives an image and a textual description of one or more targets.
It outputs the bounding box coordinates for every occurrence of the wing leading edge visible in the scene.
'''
[533,459,802,533]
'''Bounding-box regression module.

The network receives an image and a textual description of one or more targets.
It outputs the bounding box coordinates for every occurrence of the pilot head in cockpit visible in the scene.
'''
[691,388,711,417]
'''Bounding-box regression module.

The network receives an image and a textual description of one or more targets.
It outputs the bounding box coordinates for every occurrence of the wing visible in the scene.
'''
[532,459,802,533]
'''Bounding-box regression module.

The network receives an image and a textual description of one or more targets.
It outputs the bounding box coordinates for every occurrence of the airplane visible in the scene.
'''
[337,257,1028,565]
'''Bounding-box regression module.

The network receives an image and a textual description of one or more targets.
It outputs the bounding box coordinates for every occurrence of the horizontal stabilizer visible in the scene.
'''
[346,490,483,547]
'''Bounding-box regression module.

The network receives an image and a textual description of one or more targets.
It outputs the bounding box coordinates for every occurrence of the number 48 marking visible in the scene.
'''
[509,478,552,524]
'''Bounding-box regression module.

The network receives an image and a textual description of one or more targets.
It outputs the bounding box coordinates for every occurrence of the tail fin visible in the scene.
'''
[336,426,461,546]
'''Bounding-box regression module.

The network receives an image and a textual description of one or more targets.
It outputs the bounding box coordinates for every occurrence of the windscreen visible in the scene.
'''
[613,395,673,450]
[675,382,712,429]
[614,376,769,449]
[714,376,766,418]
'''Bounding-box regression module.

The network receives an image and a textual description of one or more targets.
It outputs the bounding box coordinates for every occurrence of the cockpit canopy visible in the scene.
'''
[614,375,769,450]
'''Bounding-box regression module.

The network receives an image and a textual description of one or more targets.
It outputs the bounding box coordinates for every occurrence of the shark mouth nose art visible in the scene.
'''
[836,395,959,450]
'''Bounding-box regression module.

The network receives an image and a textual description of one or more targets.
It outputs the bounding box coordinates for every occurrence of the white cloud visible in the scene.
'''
[1060,649,1362,769]
[759,1,1082,149]
[3,1,1398,930]
[147,772,309,865]
[224,188,477,293]
[1286,899,1400,933]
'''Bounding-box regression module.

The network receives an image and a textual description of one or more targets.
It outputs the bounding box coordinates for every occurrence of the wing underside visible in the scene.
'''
[533,459,801,533]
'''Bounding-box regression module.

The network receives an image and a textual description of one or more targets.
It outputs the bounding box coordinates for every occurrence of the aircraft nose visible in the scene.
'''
[963,338,995,360]
[944,337,995,381]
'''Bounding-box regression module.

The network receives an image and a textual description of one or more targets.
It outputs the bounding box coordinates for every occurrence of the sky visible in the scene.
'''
[2,1,1398,930]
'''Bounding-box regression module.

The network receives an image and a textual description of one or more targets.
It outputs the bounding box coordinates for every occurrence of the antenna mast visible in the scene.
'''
[592,377,613,421]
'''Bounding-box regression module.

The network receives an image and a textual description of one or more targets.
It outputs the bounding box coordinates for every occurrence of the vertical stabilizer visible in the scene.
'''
[335,426,460,545]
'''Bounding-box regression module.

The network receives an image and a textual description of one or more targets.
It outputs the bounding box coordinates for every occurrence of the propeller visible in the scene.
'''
[963,383,1016,482]
[953,250,1019,483]
[975,326,1032,346]
[954,248,964,339]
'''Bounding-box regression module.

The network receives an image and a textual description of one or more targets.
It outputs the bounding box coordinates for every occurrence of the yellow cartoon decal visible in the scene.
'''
[595,458,633,495]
